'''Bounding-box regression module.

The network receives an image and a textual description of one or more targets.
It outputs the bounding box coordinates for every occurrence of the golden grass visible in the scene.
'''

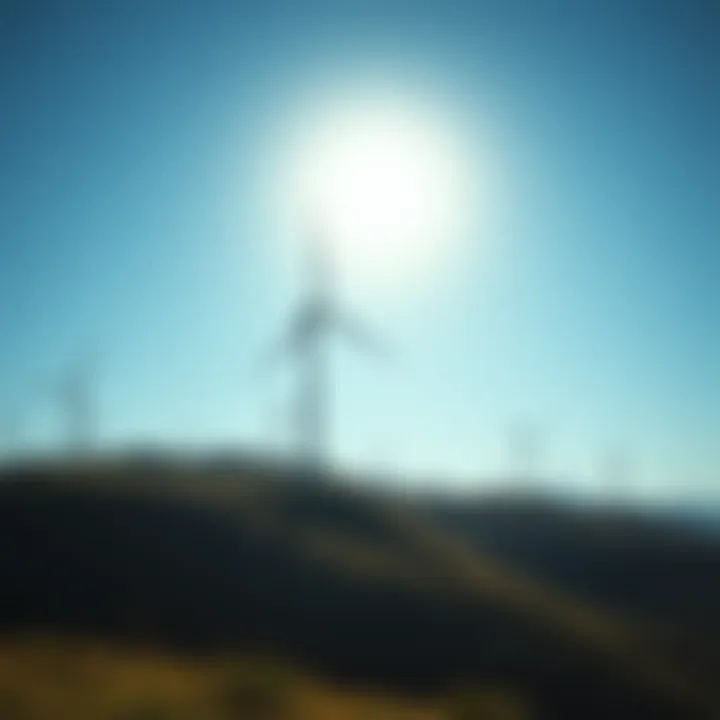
[0,635,491,720]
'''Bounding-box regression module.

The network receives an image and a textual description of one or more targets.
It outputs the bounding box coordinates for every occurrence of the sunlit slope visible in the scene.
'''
[0,462,716,719]
[0,636,452,720]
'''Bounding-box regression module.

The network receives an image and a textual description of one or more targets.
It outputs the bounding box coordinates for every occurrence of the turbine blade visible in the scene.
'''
[302,221,334,293]
[254,303,318,374]
[254,333,290,376]
[334,311,389,358]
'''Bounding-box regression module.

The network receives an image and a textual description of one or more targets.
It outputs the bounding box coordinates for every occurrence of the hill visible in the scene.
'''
[0,460,718,719]
[0,635,453,720]
[422,495,720,687]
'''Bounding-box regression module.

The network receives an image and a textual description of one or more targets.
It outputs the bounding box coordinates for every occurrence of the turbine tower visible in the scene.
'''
[58,358,96,457]
[597,445,632,506]
[261,230,384,475]
[505,419,543,494]
[1,407,21,462]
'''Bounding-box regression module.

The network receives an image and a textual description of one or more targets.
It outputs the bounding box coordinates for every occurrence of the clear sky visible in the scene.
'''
[0,0,718,501]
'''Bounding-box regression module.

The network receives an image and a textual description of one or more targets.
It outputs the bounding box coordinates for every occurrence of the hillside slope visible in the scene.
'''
[422,496,720,685]
[0,463,716,719]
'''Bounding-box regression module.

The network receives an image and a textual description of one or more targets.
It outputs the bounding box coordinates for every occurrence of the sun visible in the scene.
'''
[284,98,473,294]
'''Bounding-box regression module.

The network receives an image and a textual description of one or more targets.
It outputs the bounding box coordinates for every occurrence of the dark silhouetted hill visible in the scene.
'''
[0,460,718,719]
[421,494,720,687]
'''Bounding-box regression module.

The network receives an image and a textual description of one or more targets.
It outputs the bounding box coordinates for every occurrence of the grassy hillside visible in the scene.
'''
[422,496,720,685]
[0,635,464,719]
[0,461,717,719]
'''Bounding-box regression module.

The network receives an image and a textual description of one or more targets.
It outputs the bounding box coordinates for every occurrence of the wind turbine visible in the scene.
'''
[57,357,97,457]
[597,445,632,506]
[259,230,386,476]
[1,407,22,462]
[505,419,544,495]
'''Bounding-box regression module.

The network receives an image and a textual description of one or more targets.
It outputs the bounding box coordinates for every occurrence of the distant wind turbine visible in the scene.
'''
[597,445,633,505]
[57,357,97,457]
[505,419,544,493]
[258,230,387,474]
[1,407,22,461]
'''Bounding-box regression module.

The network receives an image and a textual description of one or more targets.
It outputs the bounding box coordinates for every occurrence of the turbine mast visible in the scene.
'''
[299,318,325,472]
[297,234,332,474]
[62,361,95,457]
[506,419,543,494]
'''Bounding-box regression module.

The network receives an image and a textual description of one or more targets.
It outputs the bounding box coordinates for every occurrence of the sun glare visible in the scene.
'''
[285,98,474,294]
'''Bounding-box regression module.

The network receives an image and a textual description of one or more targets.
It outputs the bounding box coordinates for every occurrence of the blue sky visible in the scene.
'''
[0,0,718,501]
